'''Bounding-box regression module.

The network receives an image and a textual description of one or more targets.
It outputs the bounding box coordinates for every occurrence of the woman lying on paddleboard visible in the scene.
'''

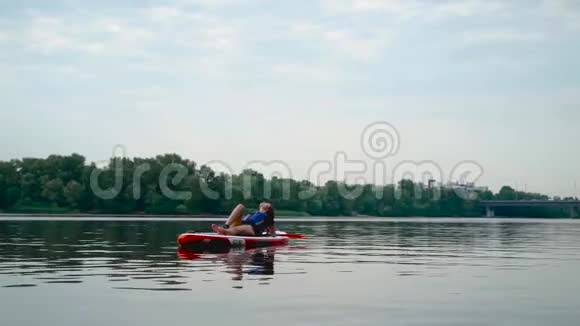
[211,202,276,237]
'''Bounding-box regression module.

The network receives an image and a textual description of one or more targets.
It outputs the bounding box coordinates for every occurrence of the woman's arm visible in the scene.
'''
[267,224,277,236]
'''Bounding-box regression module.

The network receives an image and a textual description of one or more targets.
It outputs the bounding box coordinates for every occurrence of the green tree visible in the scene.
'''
[497,186,517,200]
[0,153,563,218]
[42,178,64,204]
[64,180,83,207]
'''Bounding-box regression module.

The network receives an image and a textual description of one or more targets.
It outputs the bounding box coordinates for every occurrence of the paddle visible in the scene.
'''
[282,233,306,239]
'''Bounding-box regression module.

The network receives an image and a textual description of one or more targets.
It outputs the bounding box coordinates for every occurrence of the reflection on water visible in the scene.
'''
[178,247,277,283]
[0,221,580,290]
[1,219,579,289]
[0,221,300,290]
[1,219,580,325]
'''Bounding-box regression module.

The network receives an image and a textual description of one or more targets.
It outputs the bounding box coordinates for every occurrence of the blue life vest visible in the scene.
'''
[242,212,267,226]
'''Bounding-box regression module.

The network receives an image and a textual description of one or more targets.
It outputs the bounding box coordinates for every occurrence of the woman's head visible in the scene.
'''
[259,202,275,222]
[259,202,273,213]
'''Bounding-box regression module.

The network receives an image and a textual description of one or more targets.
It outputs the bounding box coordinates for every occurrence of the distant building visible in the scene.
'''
[445,181,487,191]
[428,179,437,189]
[445,181,489,197]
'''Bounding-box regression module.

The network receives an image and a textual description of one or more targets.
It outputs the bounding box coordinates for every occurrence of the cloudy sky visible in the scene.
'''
[0,0,579,197]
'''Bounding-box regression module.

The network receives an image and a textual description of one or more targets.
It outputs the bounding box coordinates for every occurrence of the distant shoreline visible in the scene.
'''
[0,213,220,218]
[0,213,576,219]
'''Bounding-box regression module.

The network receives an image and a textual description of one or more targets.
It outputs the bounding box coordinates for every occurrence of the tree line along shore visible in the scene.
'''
[0,154,576,218]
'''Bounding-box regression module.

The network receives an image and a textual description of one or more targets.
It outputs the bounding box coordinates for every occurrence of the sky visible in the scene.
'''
[0,0,579,197]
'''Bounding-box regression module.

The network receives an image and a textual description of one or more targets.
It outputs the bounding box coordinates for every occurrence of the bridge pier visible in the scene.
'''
[570,207,578,218]
[485,206,495,217]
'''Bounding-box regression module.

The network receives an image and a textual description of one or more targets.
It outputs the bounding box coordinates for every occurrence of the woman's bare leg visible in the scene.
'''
[212,224,255,236]
[225,204,245,227]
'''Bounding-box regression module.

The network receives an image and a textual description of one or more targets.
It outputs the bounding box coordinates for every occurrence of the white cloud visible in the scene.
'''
[200,24,239,50]
[320,0,421,17]
[271,62,344,84]
[27,16,74,52]
[542,0,580,14]
[324,29,388,62]
[462,29,544,45]
[541,0,580,30]
[320,0,508,20]
[436,0,505,17]
[145,6,183,22]
[93,19,155,52]
[15,15,154,56]
[117,86,170,114]
[176,0,243,8]
[1,62,95,80]
[289,22,389,62]
[141,6,243,52]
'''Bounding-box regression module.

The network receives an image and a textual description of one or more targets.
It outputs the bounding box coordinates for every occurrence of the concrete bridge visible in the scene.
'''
[481,200,580,217]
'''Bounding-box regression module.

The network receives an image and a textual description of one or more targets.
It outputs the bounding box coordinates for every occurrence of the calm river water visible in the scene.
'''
[1,217,579,326]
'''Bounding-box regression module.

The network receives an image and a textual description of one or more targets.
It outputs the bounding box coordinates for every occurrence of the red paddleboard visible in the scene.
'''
[177,233,289,251]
